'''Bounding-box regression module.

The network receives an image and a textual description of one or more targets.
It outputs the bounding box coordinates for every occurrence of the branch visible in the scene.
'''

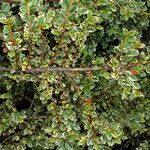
[0,66,111,74]
[1,130,24,144]
[122,61,150,70]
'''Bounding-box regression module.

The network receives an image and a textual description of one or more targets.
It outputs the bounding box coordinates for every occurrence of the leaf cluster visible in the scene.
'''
[0,0,150,149]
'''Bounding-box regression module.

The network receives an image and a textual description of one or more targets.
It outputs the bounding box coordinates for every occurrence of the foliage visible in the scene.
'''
[0,0,150,149]
[136,140,149,150]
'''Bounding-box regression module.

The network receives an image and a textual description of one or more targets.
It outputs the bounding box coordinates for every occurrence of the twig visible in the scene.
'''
[0,66,111,74]
[26,98,34,117]
[64,72,79,89]
[121,61,150,70]
[1,130,24,144]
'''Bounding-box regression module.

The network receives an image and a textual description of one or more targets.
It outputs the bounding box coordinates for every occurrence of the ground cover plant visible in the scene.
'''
[0,0,150,149]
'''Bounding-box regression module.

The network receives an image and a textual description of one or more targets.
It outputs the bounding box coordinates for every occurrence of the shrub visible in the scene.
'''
[0,0,150,149]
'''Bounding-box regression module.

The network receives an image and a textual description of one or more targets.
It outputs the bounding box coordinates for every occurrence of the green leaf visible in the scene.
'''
[47,75,55,83]
[87,138,93,146]
[134,41,145,49]
[133,82,141,89]
[1,3,11,13]
[123,28,136,37]
[69,29,77,41]
[65,143,72,150]
[78,136,87,145]
[51,29,61,36]
[132,89,144,98]
[127,49,139,57]
[30,0,38,6]
[107,140,114,146]
[0,93,11,99]
[110,58,119,69]
[123,28,128,36]
[110,5,117,12]
[146,64,150,74]
[0,15,7,24]
[115,138,121,144]
[112,124,120,131]
[105,131,112,140]
[47,10,55,19]
[61,0,70,9]
[100,135,106,144]
[0,125,4,134]
[102,72,111,80]
[8,51,16,58]
[11,112,25,124]
[57,145,66,150]
[12,136,20,141]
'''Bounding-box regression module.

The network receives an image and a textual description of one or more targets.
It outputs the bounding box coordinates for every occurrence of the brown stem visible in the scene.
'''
[0,66,110,74]
[8,25,19,69]
[1,130,24,144]
[50,1,73,66]
[122,61,150,70]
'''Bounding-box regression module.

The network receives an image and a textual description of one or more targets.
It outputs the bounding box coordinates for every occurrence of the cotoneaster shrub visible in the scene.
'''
[0,0,150,149]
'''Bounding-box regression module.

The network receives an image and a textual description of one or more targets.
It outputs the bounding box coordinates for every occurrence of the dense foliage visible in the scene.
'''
[0,0,150,149]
